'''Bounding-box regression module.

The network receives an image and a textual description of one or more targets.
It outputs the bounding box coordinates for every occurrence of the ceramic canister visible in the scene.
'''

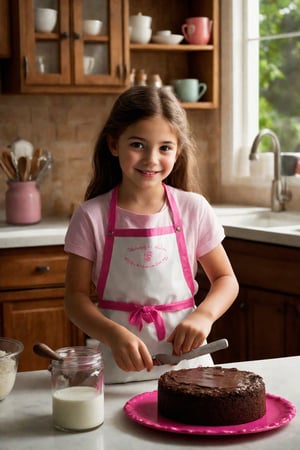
[5,181,41,225]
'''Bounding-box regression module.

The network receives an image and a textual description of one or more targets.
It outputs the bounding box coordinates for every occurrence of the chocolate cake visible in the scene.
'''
[157,366,266,426]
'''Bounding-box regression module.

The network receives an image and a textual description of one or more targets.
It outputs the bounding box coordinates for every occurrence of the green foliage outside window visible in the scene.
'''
[259,0,300,152]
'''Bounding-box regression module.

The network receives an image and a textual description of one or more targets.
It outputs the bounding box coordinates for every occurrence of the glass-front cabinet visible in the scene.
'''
[3,0,219,108]
[4,0,127,92]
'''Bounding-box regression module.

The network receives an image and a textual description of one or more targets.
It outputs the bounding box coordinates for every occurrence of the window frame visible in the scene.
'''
[220,0,300,197]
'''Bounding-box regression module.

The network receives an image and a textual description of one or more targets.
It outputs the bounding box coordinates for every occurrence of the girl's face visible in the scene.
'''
[108,115,179,191]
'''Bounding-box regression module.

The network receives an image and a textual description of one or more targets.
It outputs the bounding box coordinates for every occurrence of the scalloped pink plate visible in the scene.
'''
[124,391,296,436]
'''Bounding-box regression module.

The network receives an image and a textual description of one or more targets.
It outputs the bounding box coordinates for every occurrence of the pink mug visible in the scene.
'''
[182,17,212,45]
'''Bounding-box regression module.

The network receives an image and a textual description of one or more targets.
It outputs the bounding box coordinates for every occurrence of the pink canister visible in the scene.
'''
[5,181,41,225]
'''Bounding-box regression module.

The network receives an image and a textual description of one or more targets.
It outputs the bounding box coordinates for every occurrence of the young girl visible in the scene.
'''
[64,86,238,383]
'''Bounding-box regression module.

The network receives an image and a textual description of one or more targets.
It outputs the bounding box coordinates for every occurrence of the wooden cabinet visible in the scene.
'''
[0,0,11,58]
[0,246,84,371]
[2,0,219,108]
[129,0,219,108]
[196,238,300,364]
[3,0,127,94]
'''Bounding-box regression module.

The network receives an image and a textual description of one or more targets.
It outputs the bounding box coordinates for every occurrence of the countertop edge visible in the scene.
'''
[0,206,299,249]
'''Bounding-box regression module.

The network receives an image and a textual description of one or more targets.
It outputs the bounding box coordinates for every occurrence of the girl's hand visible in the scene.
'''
[167,309,213,355]
[108,325,154,372]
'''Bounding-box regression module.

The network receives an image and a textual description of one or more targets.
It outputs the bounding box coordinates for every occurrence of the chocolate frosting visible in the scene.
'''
[160,366,264,395]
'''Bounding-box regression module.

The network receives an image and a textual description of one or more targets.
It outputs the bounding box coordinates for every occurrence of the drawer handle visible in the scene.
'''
[35,265,50,274]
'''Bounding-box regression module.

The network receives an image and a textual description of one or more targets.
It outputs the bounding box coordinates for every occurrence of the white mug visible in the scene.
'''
[83,56,95,74]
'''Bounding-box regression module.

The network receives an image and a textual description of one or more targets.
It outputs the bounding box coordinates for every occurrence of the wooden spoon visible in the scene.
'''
[33,343,96,386]
[33,343,64,361]
[0,158,14,179]
[2,151,17,179]
[18,156,31,181]
[18,156,26,181]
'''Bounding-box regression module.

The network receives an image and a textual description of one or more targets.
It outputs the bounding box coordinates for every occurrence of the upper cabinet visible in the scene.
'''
[3,0,127,93]
[0,0,11,58]
[2,0,219,108]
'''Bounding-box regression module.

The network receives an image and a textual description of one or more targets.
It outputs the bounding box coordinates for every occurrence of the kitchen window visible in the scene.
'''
[221,0,300,195]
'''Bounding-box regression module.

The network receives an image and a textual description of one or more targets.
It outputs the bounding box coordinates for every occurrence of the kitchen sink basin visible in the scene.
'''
[213,205,300,247]
[220,210,300,230]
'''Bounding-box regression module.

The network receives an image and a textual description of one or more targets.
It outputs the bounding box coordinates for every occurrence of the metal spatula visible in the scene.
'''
[152,338,228,366]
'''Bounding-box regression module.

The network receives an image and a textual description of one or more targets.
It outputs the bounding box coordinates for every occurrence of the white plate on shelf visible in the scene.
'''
[152,34,184,45]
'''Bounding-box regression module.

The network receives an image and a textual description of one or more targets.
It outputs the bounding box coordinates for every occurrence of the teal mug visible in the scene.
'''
[174,78,207,102]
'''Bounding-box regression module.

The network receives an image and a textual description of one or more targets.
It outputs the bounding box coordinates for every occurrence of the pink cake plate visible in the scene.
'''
[124,391,296,436]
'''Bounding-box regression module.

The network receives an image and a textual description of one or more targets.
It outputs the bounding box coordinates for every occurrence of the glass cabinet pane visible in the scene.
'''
[83,43,108,75]
[34,0,58,9]
[82,0,107,31]
[80,0,110,77]
[35,42,60,73]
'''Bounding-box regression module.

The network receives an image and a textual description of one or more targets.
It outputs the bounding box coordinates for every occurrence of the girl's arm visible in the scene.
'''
[64,253,154,372]
[167,243,239,355]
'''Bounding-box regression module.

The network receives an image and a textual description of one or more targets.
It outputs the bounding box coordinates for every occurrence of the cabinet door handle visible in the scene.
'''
[73,32,81,39]
[35,265,50,273]
[116,64,122,79]
[61,31,69,39]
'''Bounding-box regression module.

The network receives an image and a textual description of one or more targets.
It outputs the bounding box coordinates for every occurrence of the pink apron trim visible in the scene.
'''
[164,186,195,295]
[99,298,194,340]
[111,226,174,237]
[97,188,118,301]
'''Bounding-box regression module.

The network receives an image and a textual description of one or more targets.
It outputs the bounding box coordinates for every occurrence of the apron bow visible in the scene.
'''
[99,298,195,342]
[129,305,166,340]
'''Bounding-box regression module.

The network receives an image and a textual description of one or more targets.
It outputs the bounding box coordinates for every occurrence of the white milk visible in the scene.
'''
[52,386,104,431]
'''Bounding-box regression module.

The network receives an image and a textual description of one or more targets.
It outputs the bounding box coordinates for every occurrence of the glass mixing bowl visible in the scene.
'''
[0,337,24,400]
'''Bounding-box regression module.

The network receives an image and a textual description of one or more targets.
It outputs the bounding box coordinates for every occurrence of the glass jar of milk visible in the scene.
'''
[51,346,104,431]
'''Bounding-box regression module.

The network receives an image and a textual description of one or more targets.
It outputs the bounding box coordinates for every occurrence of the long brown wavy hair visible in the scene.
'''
[85,85,199,200]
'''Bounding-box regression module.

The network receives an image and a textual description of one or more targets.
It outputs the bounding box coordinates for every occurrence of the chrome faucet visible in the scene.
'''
[249,128,292,211]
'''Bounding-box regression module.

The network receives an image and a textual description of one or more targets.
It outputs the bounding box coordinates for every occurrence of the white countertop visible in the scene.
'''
[0,356,299,450]
[213,205,300,248]
[0,216,69,248]
[0,205,299,248]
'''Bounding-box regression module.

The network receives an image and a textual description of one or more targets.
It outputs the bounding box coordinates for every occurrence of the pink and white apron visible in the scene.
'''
[97,184,213,383]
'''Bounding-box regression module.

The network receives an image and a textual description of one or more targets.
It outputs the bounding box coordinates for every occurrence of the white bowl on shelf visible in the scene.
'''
[35,8,57,33]
[83,19,102,36]
[152,34,184,45]
[130,27,152,44]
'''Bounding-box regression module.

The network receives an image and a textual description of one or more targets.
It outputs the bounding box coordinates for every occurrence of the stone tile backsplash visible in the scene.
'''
[0,94,220,218]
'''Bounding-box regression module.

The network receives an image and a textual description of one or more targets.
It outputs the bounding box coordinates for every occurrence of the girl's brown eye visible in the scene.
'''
[131,142,143,149]
[161,145,174,152]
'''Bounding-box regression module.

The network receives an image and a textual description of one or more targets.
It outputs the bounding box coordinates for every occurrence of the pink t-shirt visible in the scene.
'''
[64,186,225,290]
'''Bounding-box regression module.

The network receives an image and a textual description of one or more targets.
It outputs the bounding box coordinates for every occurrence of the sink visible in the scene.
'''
[220,210,300,229]
[213,205,300,247]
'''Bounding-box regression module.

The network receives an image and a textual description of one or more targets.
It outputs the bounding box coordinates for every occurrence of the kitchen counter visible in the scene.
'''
[0,216,69,248]
[0,356,298,450]
[0,205,299,248]
[213,205,300,248]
